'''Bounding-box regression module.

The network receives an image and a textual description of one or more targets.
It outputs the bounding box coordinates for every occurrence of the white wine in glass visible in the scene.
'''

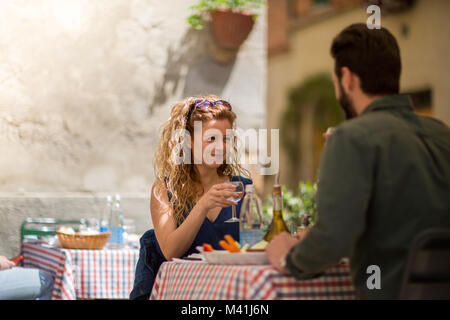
[225,181,244,223]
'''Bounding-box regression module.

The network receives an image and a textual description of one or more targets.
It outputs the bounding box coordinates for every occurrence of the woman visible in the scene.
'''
[130,95,252,300]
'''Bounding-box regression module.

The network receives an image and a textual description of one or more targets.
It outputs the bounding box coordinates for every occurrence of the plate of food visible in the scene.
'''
[197,235,269,265]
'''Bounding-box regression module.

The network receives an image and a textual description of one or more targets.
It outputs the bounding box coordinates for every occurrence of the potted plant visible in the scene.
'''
[187,0,265,49]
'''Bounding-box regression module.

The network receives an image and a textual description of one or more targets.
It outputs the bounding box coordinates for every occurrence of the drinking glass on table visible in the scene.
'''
[123,219,138,248]
[123,219,136,235]
[224,181,244,223]
[80,218,100,233]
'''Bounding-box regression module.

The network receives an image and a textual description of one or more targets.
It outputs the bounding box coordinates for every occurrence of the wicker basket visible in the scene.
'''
[56,231,111,250]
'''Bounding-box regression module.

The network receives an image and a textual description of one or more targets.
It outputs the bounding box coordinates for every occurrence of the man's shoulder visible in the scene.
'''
[418,115,450,133]
[334,111,450,151]
[331,112,411,150]
[333,115,381,140]
[336,110,448,136]
[337,111,401,133]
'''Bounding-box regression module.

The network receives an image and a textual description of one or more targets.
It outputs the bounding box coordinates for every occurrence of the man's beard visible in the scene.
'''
[338,81,357,120]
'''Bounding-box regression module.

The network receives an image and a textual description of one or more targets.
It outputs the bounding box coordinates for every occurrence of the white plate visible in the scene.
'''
[172,258,206,264]
[186,253,205,260]
[171,252,206,263]
[196,246,269,265]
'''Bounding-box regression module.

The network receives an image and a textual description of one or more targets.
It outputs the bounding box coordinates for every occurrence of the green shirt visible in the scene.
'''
[285,94,450,299]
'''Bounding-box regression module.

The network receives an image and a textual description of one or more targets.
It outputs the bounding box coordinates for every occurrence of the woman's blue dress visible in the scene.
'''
[130,176,252,299]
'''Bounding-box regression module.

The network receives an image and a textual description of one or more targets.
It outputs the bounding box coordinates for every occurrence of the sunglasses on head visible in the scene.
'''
[186,99,232,123]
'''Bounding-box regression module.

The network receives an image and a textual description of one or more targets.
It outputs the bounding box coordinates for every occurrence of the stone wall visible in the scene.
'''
[0,0,267,257]
[0,193,149,257]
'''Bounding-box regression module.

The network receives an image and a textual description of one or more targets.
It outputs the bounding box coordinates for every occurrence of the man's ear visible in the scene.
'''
[340,67,352,93]
[341,67,362,94]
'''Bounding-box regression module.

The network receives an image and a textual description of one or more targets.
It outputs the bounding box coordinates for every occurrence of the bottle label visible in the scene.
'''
[108,227,124,244]
[240,229,263,248]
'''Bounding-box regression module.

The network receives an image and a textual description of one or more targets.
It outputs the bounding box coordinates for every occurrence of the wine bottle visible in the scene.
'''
[263,184,289,242]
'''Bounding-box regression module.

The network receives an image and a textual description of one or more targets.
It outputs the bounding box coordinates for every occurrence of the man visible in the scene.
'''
[0,255,54,300]
[266,23,450,299]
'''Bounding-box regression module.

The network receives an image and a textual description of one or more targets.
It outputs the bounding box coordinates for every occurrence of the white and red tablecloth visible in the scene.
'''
[21,242,139,300]
[150,261,356,300]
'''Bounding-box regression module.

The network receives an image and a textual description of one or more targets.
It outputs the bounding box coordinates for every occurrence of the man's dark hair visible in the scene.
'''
[331,23,401,95]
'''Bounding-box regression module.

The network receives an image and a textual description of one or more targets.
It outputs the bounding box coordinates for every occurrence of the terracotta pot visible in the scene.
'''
[210,9,255,49]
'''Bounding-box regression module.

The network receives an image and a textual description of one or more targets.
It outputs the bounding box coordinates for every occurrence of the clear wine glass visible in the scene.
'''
[224,181,244,223]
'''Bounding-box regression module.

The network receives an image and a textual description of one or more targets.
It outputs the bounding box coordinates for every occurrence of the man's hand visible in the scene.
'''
[266,232,301,274]
[0,255,16,271]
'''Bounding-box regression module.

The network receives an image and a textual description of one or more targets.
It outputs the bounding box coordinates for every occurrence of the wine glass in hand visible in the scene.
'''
[225,181,244,223]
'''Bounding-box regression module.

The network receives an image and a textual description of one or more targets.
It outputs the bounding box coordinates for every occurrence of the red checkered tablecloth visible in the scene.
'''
[150,261,356,300]
[21,242,138,300]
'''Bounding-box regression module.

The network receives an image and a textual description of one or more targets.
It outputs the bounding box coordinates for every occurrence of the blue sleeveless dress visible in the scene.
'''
[130,176,253,299]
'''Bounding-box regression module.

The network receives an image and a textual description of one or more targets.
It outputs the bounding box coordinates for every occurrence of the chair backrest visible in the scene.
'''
[20,217,86,243]
[398,228,450,299]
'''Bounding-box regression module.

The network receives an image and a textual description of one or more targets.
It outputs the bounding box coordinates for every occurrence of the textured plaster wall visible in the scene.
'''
[0,0,267,257]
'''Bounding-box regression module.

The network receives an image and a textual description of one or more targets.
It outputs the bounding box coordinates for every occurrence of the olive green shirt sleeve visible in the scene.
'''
[286,126,374,279]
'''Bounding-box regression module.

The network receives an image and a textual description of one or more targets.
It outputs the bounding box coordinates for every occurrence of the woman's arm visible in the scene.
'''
[150,181,236,260]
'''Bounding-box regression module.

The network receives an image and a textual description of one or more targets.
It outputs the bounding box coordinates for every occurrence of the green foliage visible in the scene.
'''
[261,182,318,233]
[281,73,343,171]
[187,0,265,30]
[298,181,318,225]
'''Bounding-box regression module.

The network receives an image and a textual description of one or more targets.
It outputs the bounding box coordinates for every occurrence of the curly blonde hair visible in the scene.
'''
[154,95,251,227]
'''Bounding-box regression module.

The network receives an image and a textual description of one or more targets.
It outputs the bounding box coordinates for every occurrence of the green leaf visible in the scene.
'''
[187,15,204,30]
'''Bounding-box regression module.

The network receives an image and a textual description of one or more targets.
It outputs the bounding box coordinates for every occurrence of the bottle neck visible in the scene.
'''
[272,193,282,213]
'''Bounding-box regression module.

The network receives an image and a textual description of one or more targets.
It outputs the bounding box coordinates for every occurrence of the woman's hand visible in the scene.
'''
[151,181,238,260]
[0,255,15,271]
[197,183,237,212]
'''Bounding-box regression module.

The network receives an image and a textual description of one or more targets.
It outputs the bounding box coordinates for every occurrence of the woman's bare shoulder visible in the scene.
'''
[150,180,170,210]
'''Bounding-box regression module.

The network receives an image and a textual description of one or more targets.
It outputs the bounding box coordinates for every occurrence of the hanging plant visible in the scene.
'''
[187,0,265,49]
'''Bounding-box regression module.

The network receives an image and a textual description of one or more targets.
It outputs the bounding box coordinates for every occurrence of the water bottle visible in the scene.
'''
[99,195,112,233]
[239,184,263,248]
[108,194,124,248]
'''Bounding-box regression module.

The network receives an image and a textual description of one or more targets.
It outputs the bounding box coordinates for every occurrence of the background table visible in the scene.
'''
[150,261,356,300]
[21,242,138,300]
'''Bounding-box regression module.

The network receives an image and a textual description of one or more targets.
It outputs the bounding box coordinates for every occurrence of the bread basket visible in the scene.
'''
[56,231,111,250]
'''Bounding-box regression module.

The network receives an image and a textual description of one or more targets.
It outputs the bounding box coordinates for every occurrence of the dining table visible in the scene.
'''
[150,260,356,300]
[20,241,139,300]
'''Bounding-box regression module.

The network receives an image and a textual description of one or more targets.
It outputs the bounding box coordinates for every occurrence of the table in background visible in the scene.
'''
[150,261,356,300]
[21,242,139,300]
